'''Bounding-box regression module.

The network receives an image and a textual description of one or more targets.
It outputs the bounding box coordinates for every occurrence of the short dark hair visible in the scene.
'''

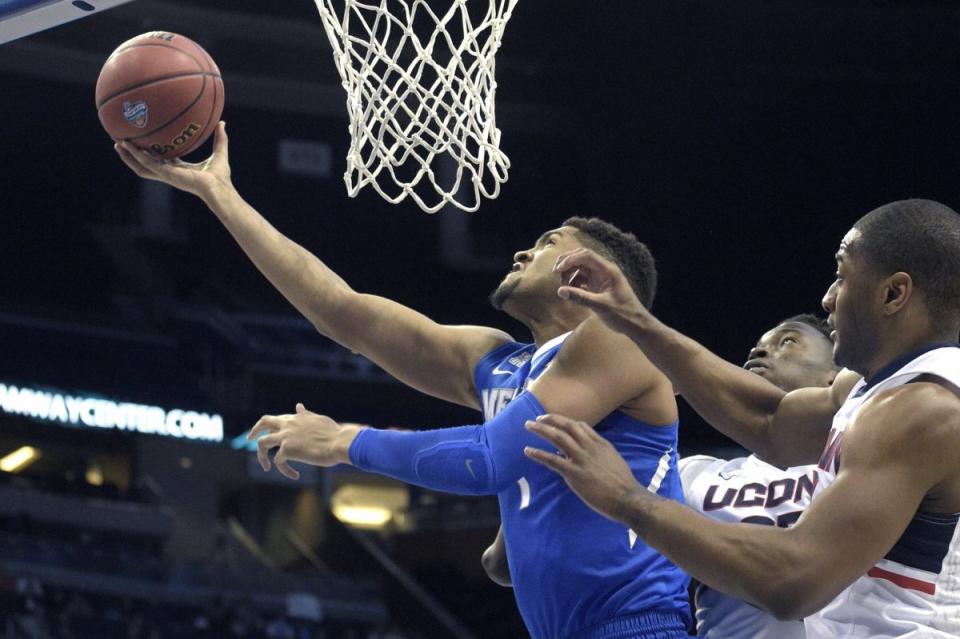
[563,217,657,309]
[779,313,833,342]
[851,199,960,326]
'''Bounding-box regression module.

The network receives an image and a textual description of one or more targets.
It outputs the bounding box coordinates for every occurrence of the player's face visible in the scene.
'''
[821,229,883,374]
[743,322,837,392]
[489,226,585,311]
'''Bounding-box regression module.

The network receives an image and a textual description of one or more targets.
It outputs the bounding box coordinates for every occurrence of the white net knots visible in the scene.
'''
[315,0,518,213]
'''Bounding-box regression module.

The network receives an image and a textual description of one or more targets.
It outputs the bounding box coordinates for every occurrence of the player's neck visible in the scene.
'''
[525,311,589,348]
[503,295,591,347]
[862,327,957,380]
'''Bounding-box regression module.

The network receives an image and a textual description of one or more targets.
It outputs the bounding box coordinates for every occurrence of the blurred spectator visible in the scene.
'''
[266,615,296,639]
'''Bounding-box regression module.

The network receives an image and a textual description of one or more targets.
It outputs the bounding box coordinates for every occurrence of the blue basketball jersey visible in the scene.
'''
[474,333,691,639]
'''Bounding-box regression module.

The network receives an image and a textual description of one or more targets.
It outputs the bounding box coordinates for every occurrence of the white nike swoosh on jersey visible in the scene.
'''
[465,459,477,479]
[491,365,514,375]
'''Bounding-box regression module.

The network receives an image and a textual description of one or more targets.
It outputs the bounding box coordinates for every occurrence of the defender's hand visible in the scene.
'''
[247,403,360,480]
[524,413,648,525]
[553,248,650,336]
[114,121,232,201]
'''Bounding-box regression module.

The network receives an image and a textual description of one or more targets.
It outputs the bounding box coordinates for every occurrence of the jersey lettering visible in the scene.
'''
[818,428,844,473]
[741,510,803,528]
[702,470,819,512]
[481,387,521,421]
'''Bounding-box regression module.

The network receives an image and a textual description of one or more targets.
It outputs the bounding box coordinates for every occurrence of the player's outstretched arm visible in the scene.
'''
[526,384,960,619]
[115,124,510,409]
[249,316,667,495]
[552,247,857,466]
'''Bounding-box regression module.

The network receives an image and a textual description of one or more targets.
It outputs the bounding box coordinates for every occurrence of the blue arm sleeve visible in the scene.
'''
[348,392,546,496]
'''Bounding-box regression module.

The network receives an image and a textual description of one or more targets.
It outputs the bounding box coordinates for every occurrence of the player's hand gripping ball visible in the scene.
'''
[95,31,224,159]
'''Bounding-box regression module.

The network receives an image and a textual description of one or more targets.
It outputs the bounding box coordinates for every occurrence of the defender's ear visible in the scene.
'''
[881,272,913,315]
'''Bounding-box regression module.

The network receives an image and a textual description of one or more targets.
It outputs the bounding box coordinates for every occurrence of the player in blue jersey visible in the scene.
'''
[114,126,691,639]
[482,314,840,638]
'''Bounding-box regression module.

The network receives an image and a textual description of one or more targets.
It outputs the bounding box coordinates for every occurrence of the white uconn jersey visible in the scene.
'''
[808,345,960,638]
[680,454,827,638]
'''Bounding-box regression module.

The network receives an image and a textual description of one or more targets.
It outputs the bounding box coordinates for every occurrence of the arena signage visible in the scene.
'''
[0,382,223,442]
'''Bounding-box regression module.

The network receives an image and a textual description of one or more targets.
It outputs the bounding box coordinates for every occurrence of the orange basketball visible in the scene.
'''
[95,31,224,159]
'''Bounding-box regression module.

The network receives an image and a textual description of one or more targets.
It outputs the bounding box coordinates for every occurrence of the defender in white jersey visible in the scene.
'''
[679,455,823,638]
[521,199,960,638]
[681,314,838,639]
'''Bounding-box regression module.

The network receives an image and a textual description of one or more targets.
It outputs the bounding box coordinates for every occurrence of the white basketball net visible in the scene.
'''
[314,0,518,213]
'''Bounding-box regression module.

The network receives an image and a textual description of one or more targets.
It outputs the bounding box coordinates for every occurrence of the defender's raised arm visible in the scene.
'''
[552,247,856,466]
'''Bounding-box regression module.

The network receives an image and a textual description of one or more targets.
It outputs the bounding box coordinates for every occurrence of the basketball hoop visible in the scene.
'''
[314,0,518,213]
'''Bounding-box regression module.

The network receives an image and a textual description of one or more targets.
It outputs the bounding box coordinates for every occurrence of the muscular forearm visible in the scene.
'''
[622,489,814,620]
[201,184,355,338]
[617,311,787,459]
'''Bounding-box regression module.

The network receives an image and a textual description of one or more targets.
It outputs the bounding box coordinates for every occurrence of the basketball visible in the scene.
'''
[95,31,224,159]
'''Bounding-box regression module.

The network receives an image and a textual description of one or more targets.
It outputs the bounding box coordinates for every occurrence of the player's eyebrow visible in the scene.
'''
[774,326,804,339]
[535,230,563,247]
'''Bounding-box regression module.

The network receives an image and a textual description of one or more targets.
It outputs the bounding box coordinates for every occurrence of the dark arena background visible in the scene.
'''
[1,1,958,637]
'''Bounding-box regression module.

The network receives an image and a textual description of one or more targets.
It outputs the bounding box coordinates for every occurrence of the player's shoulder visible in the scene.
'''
[829,368,863,406]
[840,381,960,503]
[849,381,960,462]
[560,315,659,374]
[864,380,960,427]
[457,325,516,353]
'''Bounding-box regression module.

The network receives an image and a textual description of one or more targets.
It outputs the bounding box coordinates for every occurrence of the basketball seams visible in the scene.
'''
[97,40,217,107]
[96,71,220,110]
[188,76,223,157]
[107,42,206,68]
[186,43,222,156]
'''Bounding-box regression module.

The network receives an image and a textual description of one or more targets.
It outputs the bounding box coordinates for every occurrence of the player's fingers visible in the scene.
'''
[213,121,228,158]
[114,143,159,179]
[523,446,570,474]
[536,413,594,446]
[535,413,583,429]
[125,143,176,180]
[273,446,300,480]
[247,415,282,441]
[557,285,610,306]
[553,247,589,271]
[555,248,610,274]
[255,433,282,471]
[296,402,307,414]
[525,419,580,459]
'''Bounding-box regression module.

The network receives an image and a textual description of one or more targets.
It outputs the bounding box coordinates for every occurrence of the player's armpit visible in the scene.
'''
[526,316,676,428]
